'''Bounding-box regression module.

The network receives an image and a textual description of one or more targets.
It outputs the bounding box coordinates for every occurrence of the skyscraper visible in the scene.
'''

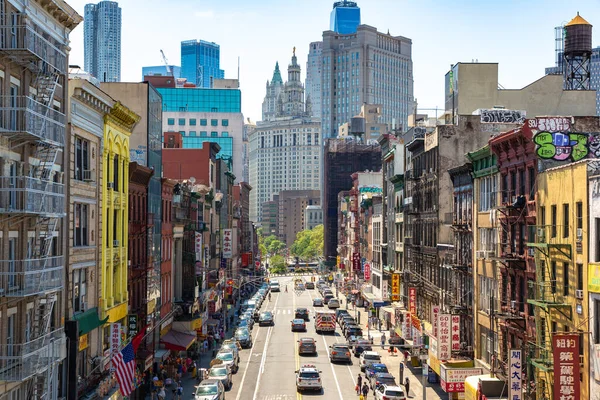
[305,42,322,118]
[181,40,225,88]
[321,25,414,138]
[84,1,121,82]
[330,0,361,34]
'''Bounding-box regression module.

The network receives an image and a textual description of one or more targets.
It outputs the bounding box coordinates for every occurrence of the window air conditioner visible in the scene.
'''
[576,228,583,240]
[575,289,584,300]
[113,240,120,247]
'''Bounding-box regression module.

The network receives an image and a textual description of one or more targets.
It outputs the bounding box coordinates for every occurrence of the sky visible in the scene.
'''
[66,0,600,123]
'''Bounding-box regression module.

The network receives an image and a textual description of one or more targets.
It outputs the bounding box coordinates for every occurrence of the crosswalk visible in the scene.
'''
[260,395,295,400]
[273,309,295,315]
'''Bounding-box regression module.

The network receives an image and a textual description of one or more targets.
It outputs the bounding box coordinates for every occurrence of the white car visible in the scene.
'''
[359,351,381,371]
[374,385,406,400]
[327,298,340,309]
[215,351,239,373]
[295,364,323,392]
[195,379,226,400]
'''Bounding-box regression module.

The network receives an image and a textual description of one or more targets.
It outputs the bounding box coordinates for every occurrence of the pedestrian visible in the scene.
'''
[157,386,166,400]
[203,338,209,353]
[404,377,410,397]
[380,333,386,349]
[361,382,369,398]
[175,381,183,399]
[356,373,363,394]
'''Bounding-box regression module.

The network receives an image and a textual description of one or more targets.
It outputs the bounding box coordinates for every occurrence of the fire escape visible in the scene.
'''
[0,18,68,400]
[526,224,572,400]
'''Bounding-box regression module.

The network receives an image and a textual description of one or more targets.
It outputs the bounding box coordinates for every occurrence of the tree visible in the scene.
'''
[269,254,286,274]
[291,225,324,260]
[268,239,286,255]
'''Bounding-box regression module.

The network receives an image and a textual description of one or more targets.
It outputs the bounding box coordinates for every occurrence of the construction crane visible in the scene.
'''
[160,49,173,76]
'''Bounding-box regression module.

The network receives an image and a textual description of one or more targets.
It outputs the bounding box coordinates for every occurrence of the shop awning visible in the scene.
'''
[160,330,197,351]
[362,292,377,302]
[73,307,109,336]
[381,306,394,314]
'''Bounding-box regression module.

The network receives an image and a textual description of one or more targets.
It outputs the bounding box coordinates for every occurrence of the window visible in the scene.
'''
[73,269,87,313]
[189,131,196,137]
[502,174,508,203]
[528,167,536,199]
[551,261,557,293]
[478,276,497,313]
[75,137,90,181]
[211,119,218,126]
[576,202,583,231]
[167,118,175,126]
[519,169,525,196]
[222,131,229,137]
[200,119,207,126]
[74,203,89,247]
[577,263,583,291]
[78,349,87,378]
[563,204,569,238]
[189,118,197,126]
[478,175,497,211]
[200,131,207,137]
[178,118,185,126]
[551,205,557,237]
[594,300,600,344]
[211,132,218,137]
[221,119,229,126]
[563,262,569,296]
[7,314,14,357]
[113,155,119,191]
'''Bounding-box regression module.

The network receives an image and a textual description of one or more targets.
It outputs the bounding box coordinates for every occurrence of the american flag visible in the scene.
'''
[112,342,136,397]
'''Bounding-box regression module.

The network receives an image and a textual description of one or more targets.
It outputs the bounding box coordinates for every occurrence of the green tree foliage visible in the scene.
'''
[290,225,324,260]
[269,254,286,273]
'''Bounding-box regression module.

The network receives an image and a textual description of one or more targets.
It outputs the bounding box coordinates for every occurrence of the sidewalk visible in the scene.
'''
[346,303,446,399]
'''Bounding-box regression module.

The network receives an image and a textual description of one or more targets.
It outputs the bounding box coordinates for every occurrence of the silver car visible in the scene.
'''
[329,343,352,364]
[195,379,225,400]
[207,366,232,390]
[215,351,239,373]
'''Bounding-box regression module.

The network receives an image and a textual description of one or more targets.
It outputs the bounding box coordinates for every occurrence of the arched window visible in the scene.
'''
[113,155,119,191]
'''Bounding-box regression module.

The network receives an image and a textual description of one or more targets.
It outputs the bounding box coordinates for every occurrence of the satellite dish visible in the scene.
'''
[189,177,196,184]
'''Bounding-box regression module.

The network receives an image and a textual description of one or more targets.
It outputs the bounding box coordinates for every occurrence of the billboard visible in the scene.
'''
[391,273,400,301]
[222,229,233,259]
[553,334,580,400]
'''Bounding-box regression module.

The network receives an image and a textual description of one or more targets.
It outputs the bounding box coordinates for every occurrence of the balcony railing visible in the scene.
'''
[0,96,66,145]
[0,256,64,297]
[0,24,67,73]
[0,328,66,381]
[0,176,65,216]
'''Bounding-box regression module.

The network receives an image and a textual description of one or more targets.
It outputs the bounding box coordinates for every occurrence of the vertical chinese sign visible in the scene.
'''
[195,231,203,275]
[127,314,138,337]
[391,273,400,301]
[431,305,440,338]
[409,287,416,314]
[403,312,412,340]
[438,314,451,360]
[222,229,233,259]
[352,252,361,272]
[111,323,121,355]
[364,263,371,280]
[451,315,460,352]
[553,334,580,400]
[509,349,522,400]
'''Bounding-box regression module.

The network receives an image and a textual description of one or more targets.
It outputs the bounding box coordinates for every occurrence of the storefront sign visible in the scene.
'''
[352,252,361,272]
[431,305,440,338]
[403,312,412,340]
[391,273,400,301]
[409,287,417,314]
[195,231,203,261]
[589,263,600,293]
[222,229,233,259]
[160,315,173,332]
[440,366,483,393]
[364,263,371,280]
[382,280,389,301]
[509,349,523,400]
[192,318,202,331]
[110,323,121,355]
[127,314,138,337]
[204,245,210,269]
[553,334,580,400]
[79,333,89,351]
[241,252,249,267]
[428,337,441,376]
[438,314,451,360]
[144,354,153,371]
[451,315,460,351]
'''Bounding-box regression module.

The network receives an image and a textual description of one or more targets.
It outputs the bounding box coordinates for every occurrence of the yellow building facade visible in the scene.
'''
[101,102,140,331]
[530,161,589,400]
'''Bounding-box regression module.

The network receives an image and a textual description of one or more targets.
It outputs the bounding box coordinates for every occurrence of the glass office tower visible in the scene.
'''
[84,1,121,82]
[181,40,225,88]
[330,1,361,34]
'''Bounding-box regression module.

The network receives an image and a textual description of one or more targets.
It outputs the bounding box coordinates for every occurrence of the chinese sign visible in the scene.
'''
[222,229,233,259]
[111,323,121,355]
[509,349,522,400]
[127,314,138,337]
[403,312,412,340]
[527,117,600,161]
[364,263,371,280]
[195,231,203,261]
[204,245,210,268]
[382,280,389,301]
[352,252,361,272]
[391,273,400,301]
[451,315,461,351]
[438,314,451,360]
[431,305,440,339]
[440,366,483,393]
[553,334,580,400]
[409,287,417,314]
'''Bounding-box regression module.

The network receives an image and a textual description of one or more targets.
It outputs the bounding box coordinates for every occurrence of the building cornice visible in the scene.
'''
[72,83,114,116]
[36,0,83,30]
[106,102,140,133]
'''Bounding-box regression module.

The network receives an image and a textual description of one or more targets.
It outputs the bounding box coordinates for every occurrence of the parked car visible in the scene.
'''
[365,363,389,379]
[353,338,373,356]
[215,351,239,373]
[374,385,406,400]
[295,308,310,320]
[323,293,334,304]
[359,351,382,371]
[195,379,225,400]
[345,326,363,338]
[219,343,240,363]
[370,372,397,390]
[222,338,242,351]
[234,328,252,349]
[329,343,352,364]
[298,337,317,355]
[207,366,232,390]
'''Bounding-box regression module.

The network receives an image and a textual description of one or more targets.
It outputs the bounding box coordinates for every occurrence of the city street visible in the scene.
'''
[174,274,446,400]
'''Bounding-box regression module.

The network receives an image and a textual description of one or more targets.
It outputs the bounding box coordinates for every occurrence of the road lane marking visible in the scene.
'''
[235,290,280,400]
[251,291,279,400]
[293,287,302,400]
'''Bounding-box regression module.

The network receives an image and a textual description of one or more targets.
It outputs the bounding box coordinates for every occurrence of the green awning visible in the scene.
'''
[73,307,109,336]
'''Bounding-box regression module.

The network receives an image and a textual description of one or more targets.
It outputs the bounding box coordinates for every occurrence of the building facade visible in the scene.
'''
[67,77,113,398]
[180,40,225,88]
[321,25,413,138]
[305,205,323,230]
[0,2,81,398]
[262,52,310,121]
[142,65,182,79]
[277,190,320,247]
[329,0,361,34]
[305,42,322,119]
[84,1,122,82]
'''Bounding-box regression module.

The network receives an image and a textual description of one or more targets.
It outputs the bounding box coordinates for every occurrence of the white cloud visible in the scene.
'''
[194,10,215,18]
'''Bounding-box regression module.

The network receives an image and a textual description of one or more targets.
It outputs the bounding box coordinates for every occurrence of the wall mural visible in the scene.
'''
[528,117,600,161]
[480,109,526,124]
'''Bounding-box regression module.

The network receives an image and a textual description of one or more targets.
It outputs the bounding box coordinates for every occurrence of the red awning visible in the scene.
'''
[160,330,197,352]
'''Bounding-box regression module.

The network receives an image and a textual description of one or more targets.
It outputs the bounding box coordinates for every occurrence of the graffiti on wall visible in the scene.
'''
[480,109,526,124]
[529,117,600,162]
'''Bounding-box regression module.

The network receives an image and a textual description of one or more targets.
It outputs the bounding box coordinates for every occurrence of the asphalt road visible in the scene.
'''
[184,274,445,400]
